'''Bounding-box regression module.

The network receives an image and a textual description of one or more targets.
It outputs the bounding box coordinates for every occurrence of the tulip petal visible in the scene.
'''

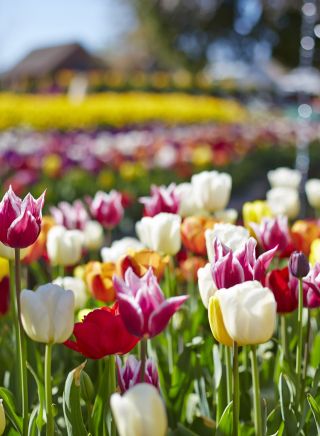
[7,209,41,248]
[253,245,278,282]
[212,251,245,289]
[148,295,188,337]
[117,293,144,337]
[0,186,21,244]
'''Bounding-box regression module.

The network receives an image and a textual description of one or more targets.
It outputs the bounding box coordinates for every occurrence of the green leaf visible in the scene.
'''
[28,406,40,436]
[307,393,320,435]
[27,362,45,432]
[91,358,111,436]
[63,362,88,436]
[0,387,22,433]
[278,373,298,435]
[216,401,233,436]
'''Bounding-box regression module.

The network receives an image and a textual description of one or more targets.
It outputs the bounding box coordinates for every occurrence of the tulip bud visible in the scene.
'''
[80,371,95,403]
[110,384,167,436]
[289,251,310,278]
[0,400,5,435]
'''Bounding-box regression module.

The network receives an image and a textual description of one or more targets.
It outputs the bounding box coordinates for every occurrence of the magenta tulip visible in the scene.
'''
[297,263,320,308]
[88,190,123,229]
[139,184,180,217]
[0,186,45,248]
[116,355,159,393]
[113,267,188,338]
[50,200,88,230]
[251,216,293,257]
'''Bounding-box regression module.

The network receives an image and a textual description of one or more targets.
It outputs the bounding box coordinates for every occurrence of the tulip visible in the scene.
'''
[136,213,181,256]
[242,200,272,229]
[175,182,204,217]
[289,251,310,278]
[53,276,88,310]
[291,220,320,256]
[181,216,217,256]
[267,167,302,190]
[214,208,238,224]
[116,355,159,393]
[305,179,320,210]
[20,283,74,344]
[139,183,180,217]
[191,170,232,212]
[265,267,298,313]
[301,263,320,308]
[116,249,169,281]
[0,400,5,436]
[310,239,320,265]
[85,261,116,302]
[266,187,300,219]
[23,216,54,264]
[64,303,139,359]
[251,216,293,257]
[46,225,84,266]
[197,262,217,308]
[113,267,188,338]
[50,200,89,230]
[101,237,144,263]
[205,223,249,263]
[83,220,104,250]
[89,190,124,229]
[208,281,276,346]
[179,256,207,282]
[110,384,167,436]
[0,186,45,248]
[210,237,277,289]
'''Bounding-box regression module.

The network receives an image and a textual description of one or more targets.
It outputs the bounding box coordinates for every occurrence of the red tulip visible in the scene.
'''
[64,303,139,359]
[0,186,45,248]
[265,267,298,313]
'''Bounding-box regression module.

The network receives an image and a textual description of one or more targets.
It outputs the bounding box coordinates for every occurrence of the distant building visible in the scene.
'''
[1,42,106,92]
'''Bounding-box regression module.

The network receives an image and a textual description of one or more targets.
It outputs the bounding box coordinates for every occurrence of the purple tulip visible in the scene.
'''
[289,251,310,278]
[0,186,45,248]
[211,237,277,289]
[139,184,180,217]
[251,216,292,256]
[116,355,159,393]
[88,190,123,229]
[50,200,89,230]
[291,262,320,308]
[113,267,188,338]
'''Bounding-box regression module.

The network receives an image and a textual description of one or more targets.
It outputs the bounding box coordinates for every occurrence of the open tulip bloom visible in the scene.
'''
[139,183,180,217]
[113,267,188,338]
[116,355,159,393]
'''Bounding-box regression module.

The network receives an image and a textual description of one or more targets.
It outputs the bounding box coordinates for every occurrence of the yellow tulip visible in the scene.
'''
[310,239,320,265]
[242,200,272,229]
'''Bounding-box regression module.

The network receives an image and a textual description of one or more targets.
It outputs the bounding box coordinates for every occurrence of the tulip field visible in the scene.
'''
[1,92,320,436]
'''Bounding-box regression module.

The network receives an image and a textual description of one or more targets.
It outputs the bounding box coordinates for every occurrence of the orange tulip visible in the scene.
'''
[85,261,116,303]
[23,216,55,264]
[181,216,217,256]
[116,249,169,281]
[291,220,320,256]
[179,256,207,282]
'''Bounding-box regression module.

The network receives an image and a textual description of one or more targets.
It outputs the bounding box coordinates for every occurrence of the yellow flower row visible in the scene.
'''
[0,92,247,130]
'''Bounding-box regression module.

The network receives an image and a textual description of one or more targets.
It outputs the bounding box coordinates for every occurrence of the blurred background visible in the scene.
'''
[0,0,319,223]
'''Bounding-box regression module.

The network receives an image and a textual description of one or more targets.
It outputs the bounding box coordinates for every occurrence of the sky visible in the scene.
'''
[0,0,136,72]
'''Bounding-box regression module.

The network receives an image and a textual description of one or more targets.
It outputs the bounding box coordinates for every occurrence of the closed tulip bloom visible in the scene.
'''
[85,261,116,302]
[181,216,217,256]
[251,216,293,257]
[175,182,204,217]
[265,267,298,313]
[205,223,249,263]
[267,187,300,219]
[267,167,302,189]
[20,284,74,344]
[242,200,272,229]
[89,190,124,229]
[0,186,45,248]
[0,400,5,436]
[136,213,181,256]
[140,183,180,217]
[208,281,276,346]
[113,268,188,338]
[305,179,320,209]
[64,303,139,359]
[50,200,89,230]
[197,263,217,308]
[101,237,144,263]
[111,384,167,436]
[83,220,104,250]
[53,276,88,310]
[116,355,159,393]
[191,170,232,212]
[47,225,84,266]
[289,251,310,278]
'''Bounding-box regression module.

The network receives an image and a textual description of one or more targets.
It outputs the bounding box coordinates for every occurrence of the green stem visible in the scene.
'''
[225,346,232,404]
[14,248,29,436]
[108,355,116,436]
[280,315,288,362]
[233,341,239,436]
[250,346,262,436]
[303,310,311,381]
[106,228,112,247]
[140,339,148,382]
[45,344,54,436]
[296,278,304,393]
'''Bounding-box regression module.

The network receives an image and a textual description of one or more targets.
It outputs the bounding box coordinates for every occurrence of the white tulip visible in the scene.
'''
[136,213,181,256]
[211,281,276,346]
[101,237,144,263]
[267,187,300,219]
[53,276,88,310]
[197,263,216,308]
[214,208,238,224]
[175,182,205,217]
[47,226,84,266]
[0,242,27,260]
[305,179,320,209]
[83,221,104,250]
[267,167,301,189]
[0,400,5,436]
[111,384,167,436]
[191,171,232,212]
[205,223,249,263]
[20,283,74,344]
